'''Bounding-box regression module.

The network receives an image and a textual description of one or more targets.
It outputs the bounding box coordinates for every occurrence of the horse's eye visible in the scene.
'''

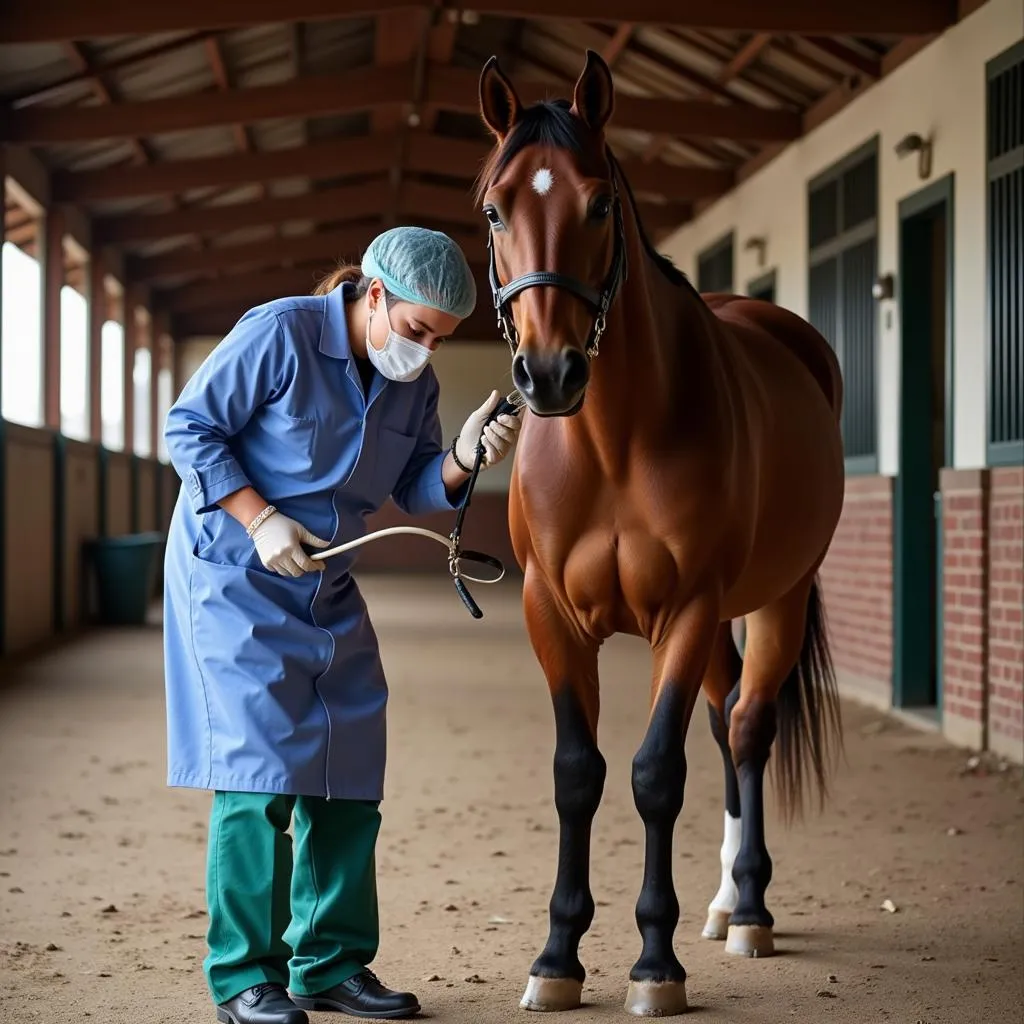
[590,196,613,220]
[483,206,504,229]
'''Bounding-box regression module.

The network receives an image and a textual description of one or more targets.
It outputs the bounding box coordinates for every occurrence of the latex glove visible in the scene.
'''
[455,390,523,470]
[250,511,330,577]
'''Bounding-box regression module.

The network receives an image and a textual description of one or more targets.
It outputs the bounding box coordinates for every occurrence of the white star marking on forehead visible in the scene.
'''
[531,168,554,196]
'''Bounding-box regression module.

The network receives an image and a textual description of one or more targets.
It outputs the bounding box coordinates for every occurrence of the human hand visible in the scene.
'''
[455,390,523,470]
[249,509,330,577]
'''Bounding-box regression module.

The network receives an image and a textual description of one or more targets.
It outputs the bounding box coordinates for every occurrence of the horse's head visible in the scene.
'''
[476,51,626,417]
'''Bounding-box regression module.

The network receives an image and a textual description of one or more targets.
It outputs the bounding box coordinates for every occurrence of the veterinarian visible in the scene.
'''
[162,226,522,1024]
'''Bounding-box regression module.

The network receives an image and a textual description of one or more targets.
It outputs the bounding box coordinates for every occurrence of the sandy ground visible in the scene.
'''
[0,575,1022,1024]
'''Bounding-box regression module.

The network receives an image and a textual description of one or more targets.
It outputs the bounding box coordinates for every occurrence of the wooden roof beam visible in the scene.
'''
[131,225,391,283]
[56,129,730,205]
[799,37,882,80]
[0,1,957,45]
[2,63,801,145]
[11,32,215,108]
[97,180,393,244]
[156,262,492,317]
[53,134,397,202]
[98,175,681,248]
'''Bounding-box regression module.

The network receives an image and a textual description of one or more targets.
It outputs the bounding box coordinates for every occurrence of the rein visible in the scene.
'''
[487,155,628,360]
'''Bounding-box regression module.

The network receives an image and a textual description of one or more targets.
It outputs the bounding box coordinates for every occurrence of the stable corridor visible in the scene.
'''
[1,576,1021,1024]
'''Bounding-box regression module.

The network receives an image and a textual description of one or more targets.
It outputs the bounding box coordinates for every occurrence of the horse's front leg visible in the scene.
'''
[520,574,604,1013]
[625,600,718,1018]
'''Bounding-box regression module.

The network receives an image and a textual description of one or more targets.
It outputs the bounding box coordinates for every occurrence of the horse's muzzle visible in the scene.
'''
[512,347,590,416]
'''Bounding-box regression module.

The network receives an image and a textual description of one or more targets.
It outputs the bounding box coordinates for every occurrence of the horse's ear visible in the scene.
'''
[479,55,522,141]
[571,49,615,133]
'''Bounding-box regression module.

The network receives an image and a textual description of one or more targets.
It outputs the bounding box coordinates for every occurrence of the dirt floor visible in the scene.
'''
[0,575,1021,1024]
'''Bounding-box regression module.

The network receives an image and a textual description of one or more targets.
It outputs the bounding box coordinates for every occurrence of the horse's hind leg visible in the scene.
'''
[625,600,718,1017]
[700,624,744,941]
[520,577,604,1013]
[725,577,815,957]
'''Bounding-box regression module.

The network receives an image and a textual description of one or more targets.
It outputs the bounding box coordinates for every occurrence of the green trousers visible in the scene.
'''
[204,791,381,1005]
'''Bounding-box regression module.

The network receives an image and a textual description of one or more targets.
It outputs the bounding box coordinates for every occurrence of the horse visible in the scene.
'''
[474,50,846,1017]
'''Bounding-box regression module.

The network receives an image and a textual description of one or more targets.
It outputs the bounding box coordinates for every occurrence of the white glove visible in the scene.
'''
[250,511,330,577]
[455,390,523,471]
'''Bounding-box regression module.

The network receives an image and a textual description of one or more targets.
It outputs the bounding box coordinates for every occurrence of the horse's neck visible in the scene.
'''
[572,246,716,469]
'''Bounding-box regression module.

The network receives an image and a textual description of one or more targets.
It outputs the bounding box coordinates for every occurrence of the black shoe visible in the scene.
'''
[216,983,309,1024]
[291,969,420,1019]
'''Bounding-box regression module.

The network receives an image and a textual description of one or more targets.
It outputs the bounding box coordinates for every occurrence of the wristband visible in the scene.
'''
[450,436,474,474]
[246,504,277,537]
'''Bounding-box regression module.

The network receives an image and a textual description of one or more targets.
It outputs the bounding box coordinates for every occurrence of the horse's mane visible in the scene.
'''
[474,97,695,293]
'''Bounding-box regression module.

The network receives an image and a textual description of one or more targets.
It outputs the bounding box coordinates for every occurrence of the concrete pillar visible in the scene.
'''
[42,205,65,430]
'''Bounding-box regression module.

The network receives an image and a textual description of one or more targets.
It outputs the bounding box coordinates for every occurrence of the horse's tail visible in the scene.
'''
[771,576,844,824]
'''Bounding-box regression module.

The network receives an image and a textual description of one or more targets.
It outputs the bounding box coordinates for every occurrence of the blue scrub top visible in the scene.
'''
[162,282,465,800]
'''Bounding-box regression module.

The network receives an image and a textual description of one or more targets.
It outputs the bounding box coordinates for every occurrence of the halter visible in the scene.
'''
[486,160,628,360]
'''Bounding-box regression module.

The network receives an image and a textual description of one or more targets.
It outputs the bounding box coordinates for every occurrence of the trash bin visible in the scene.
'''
[86,532,165,626]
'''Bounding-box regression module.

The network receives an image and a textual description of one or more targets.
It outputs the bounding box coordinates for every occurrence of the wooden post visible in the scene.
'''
[123,290,139,454]
[42,205,65,430]
[87,254,104,443]
[151,313,170,459]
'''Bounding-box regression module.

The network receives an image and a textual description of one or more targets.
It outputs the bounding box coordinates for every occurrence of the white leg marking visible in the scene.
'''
[702,811,741,939]
[531,168,554,196]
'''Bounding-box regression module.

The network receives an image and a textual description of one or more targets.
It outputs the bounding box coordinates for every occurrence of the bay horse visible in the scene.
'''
[475,51,845,1017]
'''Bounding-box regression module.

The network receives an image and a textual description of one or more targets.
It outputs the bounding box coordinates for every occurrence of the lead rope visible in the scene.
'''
[311,391,523,619]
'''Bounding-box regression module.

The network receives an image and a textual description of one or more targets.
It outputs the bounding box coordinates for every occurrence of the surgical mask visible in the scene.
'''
[365,300,432,383]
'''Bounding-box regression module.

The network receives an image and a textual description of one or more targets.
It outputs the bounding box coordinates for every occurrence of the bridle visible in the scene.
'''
[485,156,628,361]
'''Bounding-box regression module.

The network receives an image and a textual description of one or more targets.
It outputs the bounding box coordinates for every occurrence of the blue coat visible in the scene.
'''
[162,282,465,800]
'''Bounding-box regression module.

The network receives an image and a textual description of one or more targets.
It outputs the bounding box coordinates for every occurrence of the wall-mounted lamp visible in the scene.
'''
[872,272,895,301]
[743,235,767,268]
[894,132,933,180]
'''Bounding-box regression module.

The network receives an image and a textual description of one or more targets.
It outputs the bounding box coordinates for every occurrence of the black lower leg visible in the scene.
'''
[630,685,688,984]
[531,687,606,982]
[708,681,741,818]
[730,698,777,928]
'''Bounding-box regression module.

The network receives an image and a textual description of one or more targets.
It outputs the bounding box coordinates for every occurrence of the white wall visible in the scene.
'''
[173,337,513,493]
[660,0,1024,474]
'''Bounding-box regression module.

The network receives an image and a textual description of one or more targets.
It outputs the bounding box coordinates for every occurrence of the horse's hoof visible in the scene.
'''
[701,909,731,940]
[520,975,583,1012]
[725,924,775,957]
[624,979,688,1017]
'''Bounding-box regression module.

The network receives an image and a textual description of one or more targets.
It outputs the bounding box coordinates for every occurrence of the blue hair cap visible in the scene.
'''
[361,226,477,320]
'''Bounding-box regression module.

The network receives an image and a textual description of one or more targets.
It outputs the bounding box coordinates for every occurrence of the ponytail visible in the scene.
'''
[313,261,397,310]
[313,263,367,297]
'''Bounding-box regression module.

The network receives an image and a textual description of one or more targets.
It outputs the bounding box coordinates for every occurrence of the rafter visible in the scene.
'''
[53,134,395,202]
[2,63,801,145]
[96,175,686,248]
[800,36,882,80]
[12,32,213,108]
[639,31,778,166]
[131,225,395,283]
[97,180,392,244]
[54,130,733,205]
[0,0,957,46]
[60,41,152,166]
[601,22,635,66]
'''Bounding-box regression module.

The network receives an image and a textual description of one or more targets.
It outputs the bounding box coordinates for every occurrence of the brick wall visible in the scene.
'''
[820,475,894,707]
[940,469,988,749]
[988,467,1024,761]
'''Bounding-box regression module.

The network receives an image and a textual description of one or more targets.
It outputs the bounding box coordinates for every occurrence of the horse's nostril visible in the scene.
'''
[560,348,590,396]
[512,354,533,395]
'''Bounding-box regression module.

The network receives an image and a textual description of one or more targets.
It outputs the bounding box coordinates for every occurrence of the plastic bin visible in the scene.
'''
[86,532,165,626]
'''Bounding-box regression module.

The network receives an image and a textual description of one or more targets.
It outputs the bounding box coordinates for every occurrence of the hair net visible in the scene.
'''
[361,226,477,320]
